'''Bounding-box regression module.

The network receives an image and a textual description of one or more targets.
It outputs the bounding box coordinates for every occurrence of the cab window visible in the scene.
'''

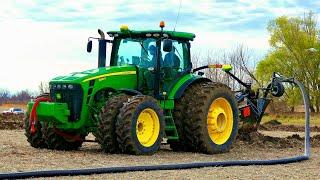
[161,40,190,72]
[114,38,157,68]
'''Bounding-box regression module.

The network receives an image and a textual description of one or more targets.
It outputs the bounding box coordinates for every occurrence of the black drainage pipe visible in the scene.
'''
[0,79,310,179]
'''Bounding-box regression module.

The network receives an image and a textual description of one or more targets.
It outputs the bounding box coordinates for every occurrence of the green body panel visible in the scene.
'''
[159,100,174,109]
[27,102,70,124]
[31,66,138,132]
[51,66,137,84]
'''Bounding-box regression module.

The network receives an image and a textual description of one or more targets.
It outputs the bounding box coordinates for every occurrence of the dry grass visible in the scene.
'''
[261,112,320,126]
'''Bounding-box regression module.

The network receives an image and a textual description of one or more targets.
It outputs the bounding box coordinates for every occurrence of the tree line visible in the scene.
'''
[0,89,34,104]
[0,82,48,104]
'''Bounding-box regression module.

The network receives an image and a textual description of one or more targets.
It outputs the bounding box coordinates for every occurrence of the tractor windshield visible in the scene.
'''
[114,38,157,68]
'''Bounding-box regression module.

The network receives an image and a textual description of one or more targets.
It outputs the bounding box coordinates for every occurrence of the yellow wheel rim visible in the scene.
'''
[207,97,233,145]
[136,108,160,147]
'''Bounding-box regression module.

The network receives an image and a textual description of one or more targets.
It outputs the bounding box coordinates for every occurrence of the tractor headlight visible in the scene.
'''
[68,84,74,90]
[51,83,76,90]
[50,84,56,90]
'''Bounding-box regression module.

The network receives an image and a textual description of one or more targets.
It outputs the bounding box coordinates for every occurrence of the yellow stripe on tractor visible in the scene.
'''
[82,71,136,82]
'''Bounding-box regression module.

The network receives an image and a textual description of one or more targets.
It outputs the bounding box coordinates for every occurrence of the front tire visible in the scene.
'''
[24,113,47,148]
[116,95,165,155]
[96,94,130,153]
[41,123,84,151]
[24,93,50,149]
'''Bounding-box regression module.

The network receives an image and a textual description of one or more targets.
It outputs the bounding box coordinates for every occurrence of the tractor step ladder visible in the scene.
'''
[164,110,179,140]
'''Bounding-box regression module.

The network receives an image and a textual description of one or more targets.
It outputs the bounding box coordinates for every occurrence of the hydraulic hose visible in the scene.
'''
[0,79,310,179]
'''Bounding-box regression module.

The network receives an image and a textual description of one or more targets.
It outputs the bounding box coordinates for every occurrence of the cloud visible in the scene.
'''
[0,20,96,91]
[0,0,319,91]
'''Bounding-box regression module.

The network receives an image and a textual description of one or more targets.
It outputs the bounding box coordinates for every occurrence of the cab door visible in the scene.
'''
[160,40,192,95]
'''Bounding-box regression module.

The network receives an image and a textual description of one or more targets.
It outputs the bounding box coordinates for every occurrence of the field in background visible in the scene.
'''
[261,113,319,127]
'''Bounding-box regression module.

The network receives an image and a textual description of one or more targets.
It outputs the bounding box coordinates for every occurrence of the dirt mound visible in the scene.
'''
[236,131,303,149]
[311,134,320,146]
[0,114,24,130]
[236,129,319,149]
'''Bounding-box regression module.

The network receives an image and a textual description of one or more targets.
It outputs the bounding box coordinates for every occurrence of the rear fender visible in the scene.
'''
[168,74,211,99]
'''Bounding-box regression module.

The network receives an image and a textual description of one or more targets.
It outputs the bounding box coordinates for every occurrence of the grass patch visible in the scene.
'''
[261,112,319,126]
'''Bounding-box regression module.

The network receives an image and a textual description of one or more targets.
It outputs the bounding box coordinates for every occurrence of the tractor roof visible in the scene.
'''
[107,30,196,41]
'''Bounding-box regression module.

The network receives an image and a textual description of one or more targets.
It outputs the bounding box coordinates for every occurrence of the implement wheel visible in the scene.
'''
[185,82,238,154]
[116,95,164,155]
[96,94,130,153]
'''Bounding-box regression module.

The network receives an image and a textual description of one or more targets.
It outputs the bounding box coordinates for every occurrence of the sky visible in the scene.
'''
[0,0,319,92]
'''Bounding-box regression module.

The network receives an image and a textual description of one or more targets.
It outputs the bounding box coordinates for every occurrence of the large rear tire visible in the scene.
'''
[116,95,165,155]
[41,123,84,151]
[184,82,238,154]
[96,94,129,153]
[169,84,199,152]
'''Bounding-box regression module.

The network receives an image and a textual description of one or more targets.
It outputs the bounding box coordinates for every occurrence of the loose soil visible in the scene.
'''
[261,120,320,132]
[0,115,319,179]
[0,114,24,130]
[0,130,319,179]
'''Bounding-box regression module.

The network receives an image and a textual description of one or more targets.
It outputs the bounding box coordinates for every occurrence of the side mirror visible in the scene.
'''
[163,39,172,52]
[87,40,92,53]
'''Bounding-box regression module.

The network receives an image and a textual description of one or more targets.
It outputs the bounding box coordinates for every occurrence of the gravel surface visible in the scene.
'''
[0,130,319,179]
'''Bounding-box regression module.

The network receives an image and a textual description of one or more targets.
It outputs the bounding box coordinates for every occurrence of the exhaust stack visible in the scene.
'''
[97,29,106,68]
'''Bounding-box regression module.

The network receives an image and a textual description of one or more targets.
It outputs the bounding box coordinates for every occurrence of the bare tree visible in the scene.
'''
[38,82,50,95]
[191,45,258,91]
[11,90,33,103]
[0,89,10,104]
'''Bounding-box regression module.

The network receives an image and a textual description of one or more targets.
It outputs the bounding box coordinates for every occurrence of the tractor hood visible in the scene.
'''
[50,66,137,84]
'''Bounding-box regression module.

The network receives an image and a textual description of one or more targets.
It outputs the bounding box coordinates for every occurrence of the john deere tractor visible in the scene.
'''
[25,22,238,155]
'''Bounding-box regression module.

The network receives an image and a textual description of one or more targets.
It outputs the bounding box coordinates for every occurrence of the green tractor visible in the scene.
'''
[25,22,238,155]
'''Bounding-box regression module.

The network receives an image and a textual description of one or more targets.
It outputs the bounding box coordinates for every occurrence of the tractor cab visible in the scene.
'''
[87,23,195,98]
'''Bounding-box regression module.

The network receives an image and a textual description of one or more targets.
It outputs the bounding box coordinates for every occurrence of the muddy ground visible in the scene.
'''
[0,129,319,179]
